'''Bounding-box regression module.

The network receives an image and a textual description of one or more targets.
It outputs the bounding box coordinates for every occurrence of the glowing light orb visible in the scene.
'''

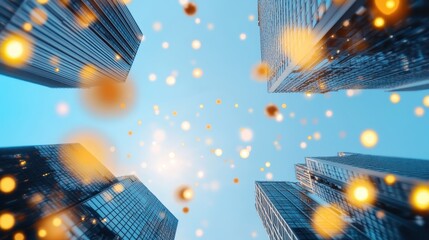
[177,186,194,202]
[251,62,271,81]
[195,229,204,237]
[214,148,223,157]
[14,232,25,240]
[265,104,279,118]
[384,174,396,185]
[166,76,176,86]
[415,107,425,117]
[37,0,49,4]
[162,42,169,49]
[390,93,401,104]
[423,96,429,107]
[360,129,378,148]
[181,121,191,131]
[152,22,162,31]
[325,110,333,118]
[239,148,250,159]
[347,180,376,206]
[56,102,69,116]
[22,22,33,32]
[410,186,429,211]
[240,33,247,40]
[300,142,307,149]
[233,178,239,184]
[265,172,273,180]
[192,68,203,78]
[52,217,62,227]
[265,162,271,168]
[312,205,346,238]
[183,2,197,16]
[374,17,385,28]
[148,73,157,82]
[0,176,16,193]
[191,40,201,50]
[38,229,47,238]
[375,0,400,15]
[182,207,189,214]
[0,213,15,230]
[1,36,32,66]
[30,8,48,25]
[240,128,253,142]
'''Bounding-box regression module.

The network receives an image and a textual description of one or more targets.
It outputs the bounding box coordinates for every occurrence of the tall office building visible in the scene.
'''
[258,0,429,93]
[256,153,429,240]
[0,144,177,240]
[0,0,142,87]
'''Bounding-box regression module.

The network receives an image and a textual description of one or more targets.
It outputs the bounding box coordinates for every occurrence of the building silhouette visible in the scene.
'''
[256,153,429,240]
[0,144,177,240]
[258,0,429,93]
[0,0,142,87]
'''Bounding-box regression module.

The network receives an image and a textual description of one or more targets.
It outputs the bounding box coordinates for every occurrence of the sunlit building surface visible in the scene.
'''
[255,181,369,240]
[258,0,429,92]
[0,144,177,239]
[0,0,142,87]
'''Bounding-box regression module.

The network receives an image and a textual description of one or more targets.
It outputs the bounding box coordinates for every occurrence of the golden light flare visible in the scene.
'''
[346,179,376,207]
[36,0,49,4]
[30,8,48,25]
[38,229,47,238]
[183,2,197,16]
[192,68,203,78]
[280,29,323,70]
[233,178,239,184]
[0,176,16,193]
[121,0,132,5]
[0,212,15,230]
[360,129,378,148]
[251,62,271,81]
[182,207,190,214]
[373,17,385,28]
[80,71,135,116]
[22,22,33,32]
[375,0,400,15]
[13,232,25,240]
[390,93,401,104]
[384,174,396,185]
[52,218,62,227]
[415,107,425,117]
[176,186,194,202]
[423,96,429,107]
[61,131,117,180]
[76,5,97,28]
[410,185,429,211]
[191,40,201,50]
[0,35,32,67]
[312,205,347,239]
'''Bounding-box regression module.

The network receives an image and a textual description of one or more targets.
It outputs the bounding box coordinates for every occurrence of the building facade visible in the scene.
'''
[0,144,177,240]
[256,153,429,240]
[258,0,429,92]
[0,0,142,87]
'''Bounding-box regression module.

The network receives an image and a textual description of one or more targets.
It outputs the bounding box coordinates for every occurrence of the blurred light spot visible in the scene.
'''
[373,17,385,28]
[265,172,273,180]
[30,8,48,25]
[240,33,247,40]
[0,176,16,193]
[260,168,264,172]
[121,0,131,4]
[384,174,396,185]
[410,185,429,211]
[177,186,194,202]
[193,68,203,78]
[275,113,284,122]
[14,232,25,240]
[252,62,271,81]
[181,121,191,131]
[248,15,255,21]
[347,179,376,207]
[162,42,169,49]
[325,110,333,118]
[234,103,239,108]
[375,0,400,15]
[239,148,250,159]
[281,103,287,108]
[38,229,47,238]
[313,132,321,140]
[390,93,401,104]
[423,96,429,108]
[360,129,378,148]
[206,124,212,130]
[415,107,425,117]
[265,104,279,118]
[195,18,201,24]
[312,205,346,238]
[148,73,157,82]
[195,229,204,237]
[300,142,307,149]
[240,128,253,142]
[207,23,214,30]
[56,102,69,116]
[152,22,162,32]
[113,183,124,193]
[52,218,62,227]
[265,162,271,168]
[0,212,15,230]
[1,35,32,67]
[166,76,176,86]
[184,2,197,16]
[197,171,204,179]
[183,207,189,214]
[22,22,33,32]
[281,29,322,70]
[192,40,201,50]
[214,148,223,157]
[233,178,239,184]
[216,99,222,104]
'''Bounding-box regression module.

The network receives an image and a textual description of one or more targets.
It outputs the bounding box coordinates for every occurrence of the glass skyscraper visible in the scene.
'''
[0,0,142,87]
[0,144,177,239]
[258,0,429,93]
[256,153,429,240]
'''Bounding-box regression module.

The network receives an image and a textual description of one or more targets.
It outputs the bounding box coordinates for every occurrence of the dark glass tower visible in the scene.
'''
[0,0,142,87]
[258,0,429,93]
[256,153,429,240]
[0,144,177,240]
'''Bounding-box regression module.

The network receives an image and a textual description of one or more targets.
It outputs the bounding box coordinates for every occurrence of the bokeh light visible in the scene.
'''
[423,96,429,107]
[360,129,379,148]
[30,8,48,25]
[183,207,190,214]
[192,68,203,78]
[373,17,385,28]
[410,185,429,211]
[239,128,253,142]
[181,121,191,131]
[0,212,15,230]
[312,205,346,239]
[347,179,376,207]
[414,107,425,117]
[375,0,400,15]
[265,104,279,118]
[384,174,396,185]
[13,232,25,240]
[240,148,250,159]
[183,2,197,16]
[1,35,32,67]
[390,93,401,104]
[251,62,271,81]
[177,186,194,202]
[191,40,201,50]
[0,176,16,193]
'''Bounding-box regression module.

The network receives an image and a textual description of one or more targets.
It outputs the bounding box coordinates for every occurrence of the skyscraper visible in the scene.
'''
[0,144,177,240]
[0,0,142,87]
[256,153,429,240]
[258,0,429,93]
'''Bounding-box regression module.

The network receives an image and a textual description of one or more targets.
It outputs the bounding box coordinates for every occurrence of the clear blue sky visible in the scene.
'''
[1,0,429,239]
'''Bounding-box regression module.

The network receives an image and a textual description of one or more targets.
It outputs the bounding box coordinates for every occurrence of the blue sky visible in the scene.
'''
[1,0,429,239]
